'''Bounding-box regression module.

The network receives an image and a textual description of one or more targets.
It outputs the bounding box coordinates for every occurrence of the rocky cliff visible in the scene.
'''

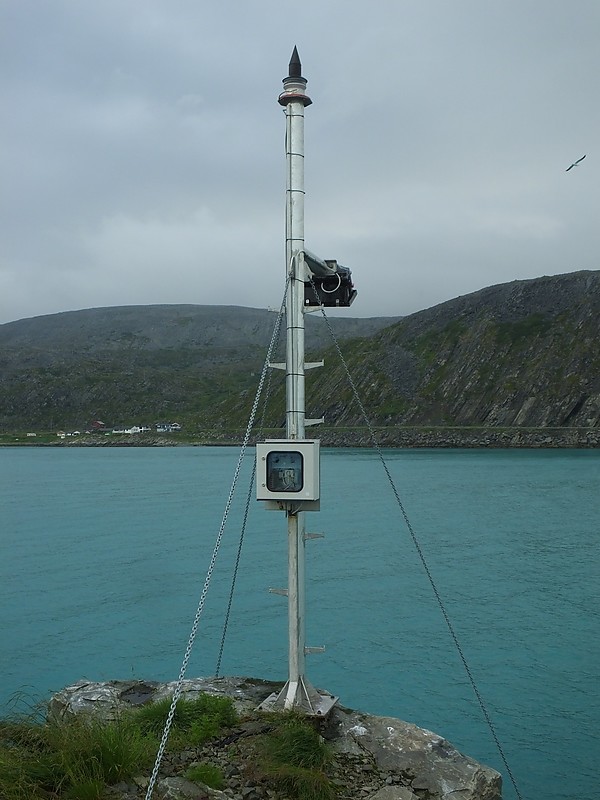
[304,270,600,429]
[49,678,502,800]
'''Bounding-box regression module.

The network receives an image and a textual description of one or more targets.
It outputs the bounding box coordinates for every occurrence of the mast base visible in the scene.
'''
[258,677,338,717]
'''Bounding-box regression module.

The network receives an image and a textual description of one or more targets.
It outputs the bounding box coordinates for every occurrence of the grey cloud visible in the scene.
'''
[1,0,598,323]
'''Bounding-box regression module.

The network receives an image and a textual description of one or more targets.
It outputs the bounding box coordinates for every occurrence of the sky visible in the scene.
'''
[1,0,598,324]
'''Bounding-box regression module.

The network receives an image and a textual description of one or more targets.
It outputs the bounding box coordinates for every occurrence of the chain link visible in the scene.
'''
[144,278,290,800]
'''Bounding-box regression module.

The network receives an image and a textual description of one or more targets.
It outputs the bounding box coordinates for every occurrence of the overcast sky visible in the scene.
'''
[1,1,597,324]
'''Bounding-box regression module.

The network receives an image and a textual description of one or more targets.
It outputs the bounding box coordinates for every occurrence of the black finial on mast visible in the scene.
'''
[279,46,311,107]
[289,46,302,78]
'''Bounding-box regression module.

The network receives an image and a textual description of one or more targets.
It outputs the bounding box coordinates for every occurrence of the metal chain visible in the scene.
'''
[309,275,524,800]
[144,278,290,800]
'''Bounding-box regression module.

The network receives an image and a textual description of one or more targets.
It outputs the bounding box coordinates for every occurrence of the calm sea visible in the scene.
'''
[1,446,598,799]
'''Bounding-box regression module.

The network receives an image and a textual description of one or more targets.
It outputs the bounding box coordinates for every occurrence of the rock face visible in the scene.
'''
[307,270,600,430]
[329,707,500,800]
[49,677,502,800]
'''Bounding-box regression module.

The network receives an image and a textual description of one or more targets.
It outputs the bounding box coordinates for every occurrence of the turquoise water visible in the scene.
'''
[1,446,598,799]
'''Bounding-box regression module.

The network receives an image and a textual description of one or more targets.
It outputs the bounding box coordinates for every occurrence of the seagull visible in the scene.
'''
[566,155,586,172]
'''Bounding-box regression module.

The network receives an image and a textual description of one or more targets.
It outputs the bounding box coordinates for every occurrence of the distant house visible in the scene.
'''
[156,422,182,433]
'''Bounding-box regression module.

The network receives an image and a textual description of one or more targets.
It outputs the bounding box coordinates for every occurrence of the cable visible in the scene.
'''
[310,274,524,800]
[215,326,282,677]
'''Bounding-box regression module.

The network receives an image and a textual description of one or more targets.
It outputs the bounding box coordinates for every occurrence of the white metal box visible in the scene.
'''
[256,439,320,501]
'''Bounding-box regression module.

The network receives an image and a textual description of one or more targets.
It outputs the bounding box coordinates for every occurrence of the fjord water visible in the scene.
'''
[1,446,598,800]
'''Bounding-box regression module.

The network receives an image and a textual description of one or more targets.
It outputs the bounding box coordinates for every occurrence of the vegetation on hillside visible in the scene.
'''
[1,271,598,432]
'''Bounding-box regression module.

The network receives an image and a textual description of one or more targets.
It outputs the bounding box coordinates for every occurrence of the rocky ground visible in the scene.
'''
[107,716,418,799]
[50,678,502,800]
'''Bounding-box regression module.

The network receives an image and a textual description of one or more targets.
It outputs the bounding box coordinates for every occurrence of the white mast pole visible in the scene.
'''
[274,48,335,715]
[280,46,308,446]
[257,49,337,716]
[279,46,310,710]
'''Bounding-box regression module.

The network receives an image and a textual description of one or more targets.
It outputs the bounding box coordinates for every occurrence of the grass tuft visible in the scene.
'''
[0,691,238,799]
[262,713,331,769]
[185,762,226,789]
[128,692,237,747]
[249,712,334,800]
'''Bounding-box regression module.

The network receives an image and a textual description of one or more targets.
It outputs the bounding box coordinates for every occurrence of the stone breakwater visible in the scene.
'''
[49,677,502,800]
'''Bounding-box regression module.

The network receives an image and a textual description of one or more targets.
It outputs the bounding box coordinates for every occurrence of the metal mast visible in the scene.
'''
[280,45,309,445]
[270,47,336,715]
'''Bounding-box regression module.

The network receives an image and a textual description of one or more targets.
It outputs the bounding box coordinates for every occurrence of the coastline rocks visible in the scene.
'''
[328,706,500,800]
[49,677,502,800]
[48,677,276,722]
[313,427,600,449]
[38,425,600,449]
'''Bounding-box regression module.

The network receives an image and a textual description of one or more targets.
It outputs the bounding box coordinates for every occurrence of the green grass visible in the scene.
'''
[185,762,226,789]
[261,714,331,769]
[248,712,335,800]
[0,713,155,799]
[129,692,238,748]
[0,692,238,800]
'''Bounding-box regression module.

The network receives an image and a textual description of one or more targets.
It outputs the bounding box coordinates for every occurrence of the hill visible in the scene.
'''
[302,269,599,430]
[0,271,598,437]
[0,305,398,430]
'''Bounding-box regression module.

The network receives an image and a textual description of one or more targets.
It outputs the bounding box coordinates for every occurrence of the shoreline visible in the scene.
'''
[3,426,599,448]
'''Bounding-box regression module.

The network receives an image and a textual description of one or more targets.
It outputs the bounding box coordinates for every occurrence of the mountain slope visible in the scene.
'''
[0,305,398,429]
[303,270,600,428]
[0,271,598,432]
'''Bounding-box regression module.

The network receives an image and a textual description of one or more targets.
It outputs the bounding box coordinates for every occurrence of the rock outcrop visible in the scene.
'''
[49,677,502,800]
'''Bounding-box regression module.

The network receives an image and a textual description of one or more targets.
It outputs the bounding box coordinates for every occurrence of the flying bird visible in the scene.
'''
[566,155,586,171]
